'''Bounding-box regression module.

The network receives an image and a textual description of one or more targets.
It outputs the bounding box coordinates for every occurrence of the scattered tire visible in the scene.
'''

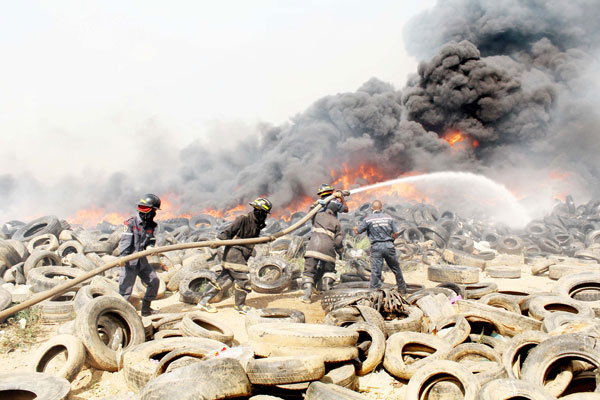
[404,360,480,400]
[320,364,357,390]
[139,358,251,400]
[541,311,589,333]
[246,355,325,385]
[73,284,120,312]
[75,296,145,371]
[444,343,505,385]
[178,270,218,305]
[250,256,292,294]
[57,240,84,257]
[245,308,305,331]
[436,314,471,347]
[527,295,595,321]
[30,334,86,382]
[38,292,76,322]
[462,282,498,299]
[69,254,97,272]
[324,306,385,334]
[0,372,70,400]
[27,234,59,253]
[427,264,479,284]
[305,381,367,400]
[383,306,424,336]
[383,331,452,380]
[123,337,224,390]
[554,271,600,315]
[348,322,386,375]
[321,288,374,311]
[27,266,85,293]
[485,265,521,279]
[0,287,11,311]
[153,348,206,376]
[180,312,234,346]
[478,378,556,400]
[248,322,358,348]
[23,250,61,277]
[12,215,62,242]
[478,293,522,314]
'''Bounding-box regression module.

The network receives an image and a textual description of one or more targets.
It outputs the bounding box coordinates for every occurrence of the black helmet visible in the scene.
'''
[317,183,334,197]
[249,197,272,213]
[137,194,161,213]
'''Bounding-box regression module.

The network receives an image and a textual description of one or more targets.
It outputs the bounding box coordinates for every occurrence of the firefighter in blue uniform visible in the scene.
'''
[353,200,407,294]
[119,194,162,316]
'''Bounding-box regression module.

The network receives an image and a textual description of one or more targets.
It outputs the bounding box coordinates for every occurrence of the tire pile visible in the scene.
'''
[0,195,598,399]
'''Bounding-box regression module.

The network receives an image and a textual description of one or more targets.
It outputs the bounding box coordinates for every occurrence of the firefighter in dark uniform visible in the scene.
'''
[353,200,407,294]
[119,194,162,316]
[311,183,348,215]
[302,202,344,303]
[197,197,272,314]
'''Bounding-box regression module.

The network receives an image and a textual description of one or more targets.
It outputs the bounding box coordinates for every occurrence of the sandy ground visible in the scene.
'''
[0,259,559,399]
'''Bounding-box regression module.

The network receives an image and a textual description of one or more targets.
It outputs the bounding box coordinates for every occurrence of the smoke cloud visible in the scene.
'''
[2,0,599,226]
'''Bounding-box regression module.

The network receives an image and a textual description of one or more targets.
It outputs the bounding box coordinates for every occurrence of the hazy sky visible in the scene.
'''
[0,1,435,184]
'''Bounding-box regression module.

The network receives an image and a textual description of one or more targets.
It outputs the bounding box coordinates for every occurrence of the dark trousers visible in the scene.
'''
[119,258,159,301]
[303,257,335,285]
[370,242,406,290]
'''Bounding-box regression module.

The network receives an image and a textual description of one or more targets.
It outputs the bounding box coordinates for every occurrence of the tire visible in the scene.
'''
[27,233,59,253]
[248,322,358,348]
[501,331,549,380]
[69,254,97,272]
[27,266,85,293]
[436,314,471,347]
[83,241,114,255]
[153,329,183,339]
[250,256,292,294]
[442,248,486,270]
[348,322,385,375]
[383,331,452,380]
[30,334,86,382]
[478,293,522,314]
[153,348,208,376]
[73,284,120,312]
[139,358,251,400]
[444,343,505,385]
[320,363,357,390]
[456,300,542,336]
[527,295,595,321]
[485,265,521,279]
[436,282,466,298]
[189,214,217,230]
[321,288,374,311]
[0,372,70,400]
[478,378,555,400]
[23,250,61,277]
[57,240,84,257]
[405,360,480,400]
[549,264,600,281]
[245,308,305,332]
[407,287,457,305]
[496,235,524,255]
[305,381,367,400]
[427,264,479,284]
[462,282,498,299]
[324,306,385,334]
[0,239,23,267]
[5,238,29,262]
[12,215,62,242]
[75,296,145,371]
[38,291,76,322]
[521,334,600,391]
[541,311,589,333]
[0,287,11,311]
[153,313,186,331]
[247,355,325,385]
[554,271,600,315]
[178,270,218,304]
[123,336,224,390]
[251,342,359,363]
[180,312,234,346]
[384,306,424,335]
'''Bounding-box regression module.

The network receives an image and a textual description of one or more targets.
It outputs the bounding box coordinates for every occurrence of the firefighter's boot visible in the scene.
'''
[196,284,220,313]
[322,277,335,292]
[302,282,313,304]
[233,285,252,314]
[141,300,158,316]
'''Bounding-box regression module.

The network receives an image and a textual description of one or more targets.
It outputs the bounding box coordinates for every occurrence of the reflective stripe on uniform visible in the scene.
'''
[304,250,336,263]
[312,227,335,239]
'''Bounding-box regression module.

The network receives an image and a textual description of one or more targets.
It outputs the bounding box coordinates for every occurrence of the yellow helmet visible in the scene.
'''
[317,183,334,197]
[249,197,272,213]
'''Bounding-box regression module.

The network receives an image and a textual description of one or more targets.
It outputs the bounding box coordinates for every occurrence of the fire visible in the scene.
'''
[331,163,386,188]
[442,130,479,149]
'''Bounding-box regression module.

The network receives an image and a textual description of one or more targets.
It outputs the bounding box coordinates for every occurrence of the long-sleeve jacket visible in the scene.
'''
[119,215,157,266]
[356,210,398,243]
[305,209,343,263]
[217,211,264,265]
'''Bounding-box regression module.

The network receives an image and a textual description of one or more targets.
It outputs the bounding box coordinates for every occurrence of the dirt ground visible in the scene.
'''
[0,261,557,399]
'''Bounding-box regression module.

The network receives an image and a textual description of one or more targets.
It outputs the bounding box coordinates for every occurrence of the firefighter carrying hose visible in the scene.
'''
[311,183,348,215]
[196,197,272,314]
[118,194,164,316]
[302,201,344,303]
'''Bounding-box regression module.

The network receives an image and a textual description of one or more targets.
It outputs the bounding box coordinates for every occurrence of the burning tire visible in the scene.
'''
[31,334,86,382]
[12,215,62,242]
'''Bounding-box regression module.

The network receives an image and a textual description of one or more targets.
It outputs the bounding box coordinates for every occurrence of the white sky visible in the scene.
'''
[0,1,436,183]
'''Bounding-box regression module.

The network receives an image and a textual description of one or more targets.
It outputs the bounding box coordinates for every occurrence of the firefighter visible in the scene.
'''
[302,201,344,303]
[353,200,407,294]
[197,197,272,314]
[118,194,162,316]
[311,183,348,215]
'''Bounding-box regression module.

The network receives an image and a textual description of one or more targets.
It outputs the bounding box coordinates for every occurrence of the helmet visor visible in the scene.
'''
[137,205,154,213]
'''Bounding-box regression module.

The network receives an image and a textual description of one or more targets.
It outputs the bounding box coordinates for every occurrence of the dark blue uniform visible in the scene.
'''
[118,215,159,301]
[356,210,406,291]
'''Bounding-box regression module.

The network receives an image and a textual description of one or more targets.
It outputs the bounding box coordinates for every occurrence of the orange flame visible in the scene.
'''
[443,130,479,149]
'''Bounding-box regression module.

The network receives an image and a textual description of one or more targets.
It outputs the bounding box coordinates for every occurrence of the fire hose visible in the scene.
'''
[0,192,348,321]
